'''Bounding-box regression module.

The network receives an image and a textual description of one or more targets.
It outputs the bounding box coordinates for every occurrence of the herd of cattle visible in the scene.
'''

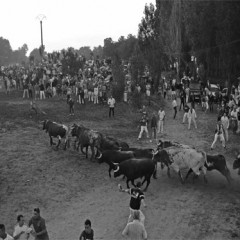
[42,120,240,191]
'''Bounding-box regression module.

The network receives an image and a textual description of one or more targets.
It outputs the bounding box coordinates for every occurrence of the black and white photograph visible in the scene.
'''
[0,0,240,239]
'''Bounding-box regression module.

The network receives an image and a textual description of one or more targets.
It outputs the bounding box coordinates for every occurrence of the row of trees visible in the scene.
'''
[0,37,28,66]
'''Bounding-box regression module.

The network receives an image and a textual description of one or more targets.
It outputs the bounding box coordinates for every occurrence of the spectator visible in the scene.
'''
[179,90,185,110]
[188,105,197,130]
[13,215,32,240]
[182,103,190,124]
[118,181,146,225]
[209,92,214,112]
[236,106,240,134]
[172,97,177,119]
[34,83,40,100]
[28,82,34,99]
[158,107,165,134]
[68,96,75,116]
[79,219,94,240]
[221,112,229,142]
[122,210,147,240]
[39,82,45,100]
[231,106,238,134]
[138,115,149,140]
[108,95,115,118]
[150,113,157,142]
[66,86,72,103]
[93,85,99,104]
[0,224,13,240]
[28,208,49,240]
[23,81,29,99]
[211,117,226,150]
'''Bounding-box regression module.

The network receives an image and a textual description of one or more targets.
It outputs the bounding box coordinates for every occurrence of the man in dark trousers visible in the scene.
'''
[28,208,49,240]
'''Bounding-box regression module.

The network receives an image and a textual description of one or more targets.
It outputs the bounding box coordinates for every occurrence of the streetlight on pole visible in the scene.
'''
[36,14,46,58]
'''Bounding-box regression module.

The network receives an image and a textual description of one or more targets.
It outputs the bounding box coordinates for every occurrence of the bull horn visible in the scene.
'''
[113,165,120,173]
[152,149,158,155]
[113,162,119,166]
[96,153,102,159]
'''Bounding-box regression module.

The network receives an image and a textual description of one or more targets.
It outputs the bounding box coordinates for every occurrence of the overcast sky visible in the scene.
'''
[1,0,153,54]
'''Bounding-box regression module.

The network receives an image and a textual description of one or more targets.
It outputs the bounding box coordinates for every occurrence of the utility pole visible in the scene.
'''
[177,0,181,81]
[36,14,46,58]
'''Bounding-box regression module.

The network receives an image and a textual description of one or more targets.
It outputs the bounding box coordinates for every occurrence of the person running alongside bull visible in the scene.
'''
[137,115,149,140]
[211,117,226,150]
[118,181,147,225]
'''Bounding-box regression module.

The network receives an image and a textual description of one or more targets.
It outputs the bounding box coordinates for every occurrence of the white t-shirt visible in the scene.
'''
[158,110,165,121]
[13,224,32,240]
[108,98,115,108]
[0,234,14,240]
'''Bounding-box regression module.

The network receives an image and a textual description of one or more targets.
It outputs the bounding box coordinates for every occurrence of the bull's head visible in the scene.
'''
[233,154,240,175]
[70,123,78,136]
[96,151,103,163]
[113,163,121,178]
[42,120,47,131]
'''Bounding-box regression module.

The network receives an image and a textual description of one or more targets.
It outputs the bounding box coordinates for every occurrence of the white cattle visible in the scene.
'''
[153,147,207,183]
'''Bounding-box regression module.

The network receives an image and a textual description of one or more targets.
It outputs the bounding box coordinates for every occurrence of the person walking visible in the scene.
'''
[137,115,149,140]
[108,95,116,118]
[28,208,49,240]
[122,210,147,240]
[221,112,229,142]
[13,215,33,240]
[150,113,157,142]
[158,107,165,134]
[172,97,177,119]
[79,219,94,240]
[182,103,190,124]
[118,181,147,225]
[211,117,226,150]
[188,105,197,130]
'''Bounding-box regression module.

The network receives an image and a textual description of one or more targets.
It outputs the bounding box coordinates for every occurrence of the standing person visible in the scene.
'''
[188,105,197,130]
[221,112,229,142]
[137,115,149,140]
[22,81,29,99]
[172,97,177,119]
[28,208,49,240]
[236,106,240,134]
[231,106,238,134]
[0,224,13,240]
[150,113,157,142]
[209,92,214,112]
[118,181,147,225]
[158,107,165,134]
[146,82,151,106]
[79,219,94,240]
[79,88,85,104]
[211,117,226,150]
[66,86,72,103]
[179,90,185,110]
[93,85,99,104]
[13,215,32,240]
[39,82,45,100]
[122,210,147,240]
[182,103,190,124]
[108,95,115,118]
[68,96,75,116]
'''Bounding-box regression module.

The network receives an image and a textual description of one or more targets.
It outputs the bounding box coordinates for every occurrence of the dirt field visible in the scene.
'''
[0,92,240,240]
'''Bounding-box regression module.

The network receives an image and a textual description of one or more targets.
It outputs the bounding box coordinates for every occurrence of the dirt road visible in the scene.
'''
[0,95,240,240]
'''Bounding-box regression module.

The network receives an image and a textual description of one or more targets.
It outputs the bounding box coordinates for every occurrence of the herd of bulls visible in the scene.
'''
[42,120,240,191]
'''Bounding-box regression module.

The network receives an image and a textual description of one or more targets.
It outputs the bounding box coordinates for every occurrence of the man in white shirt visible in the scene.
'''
[221,112,229,141]
[188,106,197,130]
[158,107,165,133]
[108,95,116,118]
[13,215,32,240]
[0,224,13,240]
[122,210,147,240]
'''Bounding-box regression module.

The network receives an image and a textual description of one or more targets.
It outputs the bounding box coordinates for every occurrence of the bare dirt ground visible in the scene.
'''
[0,92,240,240]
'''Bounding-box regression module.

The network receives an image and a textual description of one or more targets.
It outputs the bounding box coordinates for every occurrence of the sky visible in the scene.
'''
[1,0,154,54]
